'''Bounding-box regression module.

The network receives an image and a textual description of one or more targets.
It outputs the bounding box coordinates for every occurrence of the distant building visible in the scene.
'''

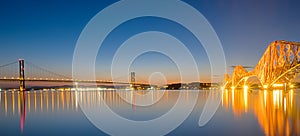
[167,82,220,90]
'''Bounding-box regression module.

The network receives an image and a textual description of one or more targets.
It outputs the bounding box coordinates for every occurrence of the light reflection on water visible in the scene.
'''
[0,89,299,135]
[222,89,300,136]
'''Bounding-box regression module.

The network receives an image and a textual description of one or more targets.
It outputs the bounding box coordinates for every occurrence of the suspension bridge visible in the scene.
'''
[224,40,300,89]
[0,59,150,91]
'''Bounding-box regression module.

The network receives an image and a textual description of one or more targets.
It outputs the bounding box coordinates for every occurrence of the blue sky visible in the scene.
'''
[0,0,300,83]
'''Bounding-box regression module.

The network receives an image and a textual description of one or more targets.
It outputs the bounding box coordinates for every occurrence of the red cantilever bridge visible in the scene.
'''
[0,59,148,91]
[224,40,300,89]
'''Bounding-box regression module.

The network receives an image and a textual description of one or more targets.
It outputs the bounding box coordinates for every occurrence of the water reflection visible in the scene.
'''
[222,89,300,136]
[0,89,299,135]
[0,90,188,133]
[20,92,26,133]
[0,91,78,134]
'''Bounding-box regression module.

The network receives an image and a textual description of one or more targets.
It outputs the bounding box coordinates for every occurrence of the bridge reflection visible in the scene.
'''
[1,89,299,135]
[0,90,178,133]
[222,89,300,136]
[1,91,79,134]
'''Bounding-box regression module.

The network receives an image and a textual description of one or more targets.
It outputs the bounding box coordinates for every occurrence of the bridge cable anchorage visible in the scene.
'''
[224,40,300,89]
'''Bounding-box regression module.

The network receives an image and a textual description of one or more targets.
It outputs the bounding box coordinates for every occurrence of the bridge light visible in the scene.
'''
[221,86,225,90]
[263,85,268,89]
[231,86,235,90]
[272,84,283,87]
[289,84,294,88]
[243,85,248,89]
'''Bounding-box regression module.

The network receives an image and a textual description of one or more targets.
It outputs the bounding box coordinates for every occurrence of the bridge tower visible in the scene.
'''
[130,72,136,90]
[130,72,135,83]
[19,59,25,91]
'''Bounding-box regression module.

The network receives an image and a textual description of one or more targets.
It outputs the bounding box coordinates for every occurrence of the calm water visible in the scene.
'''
[0,89,299,136]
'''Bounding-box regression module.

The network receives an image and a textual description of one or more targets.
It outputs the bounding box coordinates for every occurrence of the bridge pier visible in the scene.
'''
[19,59,25,91]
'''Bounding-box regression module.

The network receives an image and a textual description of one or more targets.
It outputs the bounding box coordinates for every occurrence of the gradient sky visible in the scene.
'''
[1,0,300,83]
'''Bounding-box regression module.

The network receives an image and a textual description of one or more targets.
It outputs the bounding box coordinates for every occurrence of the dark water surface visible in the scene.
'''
[0,89,299,136]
